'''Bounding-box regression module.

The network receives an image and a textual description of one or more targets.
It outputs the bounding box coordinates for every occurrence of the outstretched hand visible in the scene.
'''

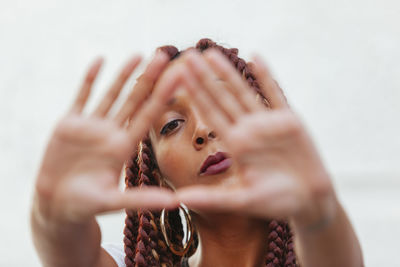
[35,52,181,223]
[173,50,335,224]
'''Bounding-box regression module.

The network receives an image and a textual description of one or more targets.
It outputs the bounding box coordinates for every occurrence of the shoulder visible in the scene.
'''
[102,242,126,267]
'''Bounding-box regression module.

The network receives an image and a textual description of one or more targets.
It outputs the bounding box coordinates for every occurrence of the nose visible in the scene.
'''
[192,123,216,151]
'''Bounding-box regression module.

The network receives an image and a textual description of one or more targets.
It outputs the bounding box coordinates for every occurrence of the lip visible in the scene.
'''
[199,152,232,176]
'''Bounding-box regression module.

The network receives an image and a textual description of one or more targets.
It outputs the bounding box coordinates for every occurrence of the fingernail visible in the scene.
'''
[253,54,267,69]
[127,55,141,68]
[93,57,104,67]
[155,50,168,61]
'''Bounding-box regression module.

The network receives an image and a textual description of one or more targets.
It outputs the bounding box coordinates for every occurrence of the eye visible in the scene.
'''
[160,119,184,135]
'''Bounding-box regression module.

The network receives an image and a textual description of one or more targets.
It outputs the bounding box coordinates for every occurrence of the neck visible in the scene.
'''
[188,212,269,267]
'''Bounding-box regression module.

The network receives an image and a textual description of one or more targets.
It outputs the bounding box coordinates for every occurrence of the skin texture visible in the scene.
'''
[149,80,238,189]
[31,45,363,267]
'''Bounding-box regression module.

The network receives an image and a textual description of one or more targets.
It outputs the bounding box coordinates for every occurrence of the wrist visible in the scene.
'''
[290,190,338,234]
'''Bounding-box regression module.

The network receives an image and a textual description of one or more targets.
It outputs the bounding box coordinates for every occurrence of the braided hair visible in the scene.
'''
[123,38,299,267]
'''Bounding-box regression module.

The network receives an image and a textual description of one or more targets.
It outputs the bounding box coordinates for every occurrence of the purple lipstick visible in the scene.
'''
[199,152,232,176]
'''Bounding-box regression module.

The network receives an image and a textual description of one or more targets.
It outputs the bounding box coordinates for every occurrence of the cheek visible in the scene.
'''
[156,140,196,188]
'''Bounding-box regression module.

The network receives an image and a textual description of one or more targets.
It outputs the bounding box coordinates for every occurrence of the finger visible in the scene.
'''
[176,185,248,212]
[125,64,186,145]
[70,57,103,114]
[238,110,300,144]
[180,66,231,134]
[178,178,303,218]
[92,55,142,117]
[114,51,170,126]
[247,62,271,107]
[102,187,179,211]
[203,49,263,112]
[252,54,289,110]
[184,51,245,122]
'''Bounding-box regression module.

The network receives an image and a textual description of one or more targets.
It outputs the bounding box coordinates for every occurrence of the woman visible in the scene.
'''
[31,39,363,267]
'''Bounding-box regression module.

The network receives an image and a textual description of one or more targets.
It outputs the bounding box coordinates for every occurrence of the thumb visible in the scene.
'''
[100,187,180,212]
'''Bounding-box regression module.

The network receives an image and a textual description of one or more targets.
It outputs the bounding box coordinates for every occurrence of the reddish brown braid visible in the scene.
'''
[123,38,298,267]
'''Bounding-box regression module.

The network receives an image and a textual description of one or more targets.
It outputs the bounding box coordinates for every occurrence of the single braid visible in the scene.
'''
[123,38,298,267]
[124,156,140,266]
[124,139,182,267]
[284,223,297,267]
[265,220,290,267]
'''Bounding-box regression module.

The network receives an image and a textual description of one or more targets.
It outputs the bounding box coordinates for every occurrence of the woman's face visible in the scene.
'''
[149,58,237,189]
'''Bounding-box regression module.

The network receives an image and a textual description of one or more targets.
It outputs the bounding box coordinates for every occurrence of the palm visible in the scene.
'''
[226,110,328,217]
[35,53,181,223]
[47,116,130,179]
[38,116,126,219]
[174,50,332,219]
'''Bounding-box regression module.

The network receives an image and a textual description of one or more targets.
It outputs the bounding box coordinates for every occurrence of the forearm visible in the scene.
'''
[30,193,102,267]
[290,195,363,267]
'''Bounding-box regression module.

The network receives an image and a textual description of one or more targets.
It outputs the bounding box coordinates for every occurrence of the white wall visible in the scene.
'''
[0,0,399,266]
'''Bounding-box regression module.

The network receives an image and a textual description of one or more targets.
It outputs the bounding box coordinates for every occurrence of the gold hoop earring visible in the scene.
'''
[160,204,195,256]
